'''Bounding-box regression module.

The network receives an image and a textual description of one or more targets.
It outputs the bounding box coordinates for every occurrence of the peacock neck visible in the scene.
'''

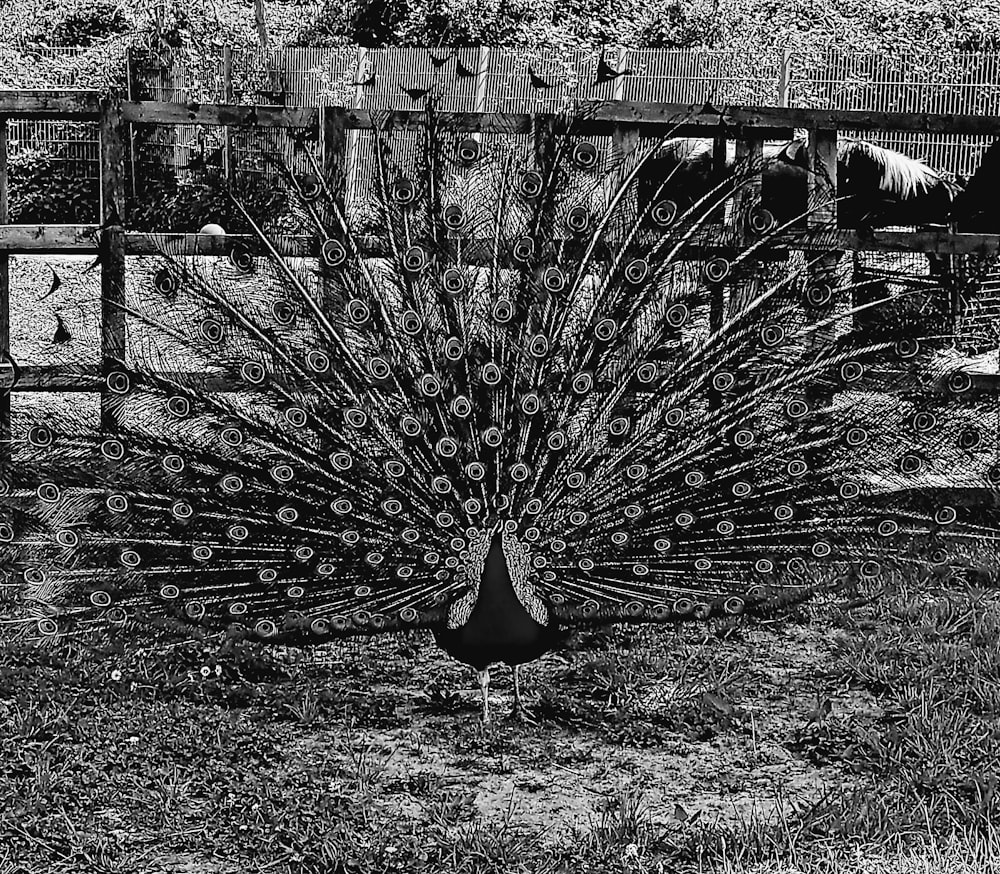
[446,525,549,630]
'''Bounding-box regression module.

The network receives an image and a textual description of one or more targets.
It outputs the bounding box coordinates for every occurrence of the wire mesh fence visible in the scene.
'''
[7,44,1000,218]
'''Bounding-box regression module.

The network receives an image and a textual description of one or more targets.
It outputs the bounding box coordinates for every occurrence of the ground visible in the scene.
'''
[3,258,999,873]
[1,577,998,873]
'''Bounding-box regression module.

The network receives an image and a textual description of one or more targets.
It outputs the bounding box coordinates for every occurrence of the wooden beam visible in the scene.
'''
[533,114,559,238]
[222,46,234,183]
[610,123,641,242]
[0,225,100,251]
[2,95,1000,138]
[807,128,838,229]
[577,101,1000,137]
[474,47,491,112]
[120,228,1000,259]
[14,363,994,395]
[345,103,1000,136]
[100,97,127,432]
[124,232,318,257]
[797,229,1000,256]
[17,365,103,391]
[0,228,987,266]
[733,132,765,245]
[13,366,318,392]
[322,106,348,210]
[0,115,9,476]
[731,132,767,314]
[343,108,535,134]
[121,100,319,129]
[0,91,101,117]
[14,366,255,393]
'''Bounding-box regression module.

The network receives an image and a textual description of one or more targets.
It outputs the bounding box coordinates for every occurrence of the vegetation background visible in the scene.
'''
[2,0,1000,81]
[1,2,999,873]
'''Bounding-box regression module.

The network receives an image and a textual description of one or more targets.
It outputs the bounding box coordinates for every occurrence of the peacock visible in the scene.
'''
[1,105,998,724]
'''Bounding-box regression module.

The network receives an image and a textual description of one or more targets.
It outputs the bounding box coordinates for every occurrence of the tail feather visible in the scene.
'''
[2,106,998,645]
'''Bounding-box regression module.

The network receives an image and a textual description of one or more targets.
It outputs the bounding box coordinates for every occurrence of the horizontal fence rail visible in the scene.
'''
[8,45,1000,193]
[0,92,998,506]
[0,96,998,370]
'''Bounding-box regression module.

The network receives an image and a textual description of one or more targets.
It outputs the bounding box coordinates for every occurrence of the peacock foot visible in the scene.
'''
[507,703,538,725]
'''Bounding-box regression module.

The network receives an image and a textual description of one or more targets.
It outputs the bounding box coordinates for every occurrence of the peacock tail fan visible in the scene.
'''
[1,104,998,647]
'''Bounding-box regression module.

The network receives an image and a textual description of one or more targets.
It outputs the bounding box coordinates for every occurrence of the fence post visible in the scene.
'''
[610,42,639,236]
[0,116,9,476]
[474,46,491,113]
[778,48,792,107]
[734,131,765,241]
[612,46,628,102]
[223,45,234,184]
[533,113,558,238]
[731,130,766,314]
[805,127,839,429]
[807,128,838,229]
[125,49,139,207]
[344,46,369,211]
[322,105,348,211]
[100,97,127,433]
[711,130,727,224]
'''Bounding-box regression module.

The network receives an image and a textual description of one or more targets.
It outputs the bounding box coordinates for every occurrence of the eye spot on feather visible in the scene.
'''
[37,483,61,503]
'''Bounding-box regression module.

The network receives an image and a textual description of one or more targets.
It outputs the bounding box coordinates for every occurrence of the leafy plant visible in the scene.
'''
[7,147,98,224]
[127,161,291,233]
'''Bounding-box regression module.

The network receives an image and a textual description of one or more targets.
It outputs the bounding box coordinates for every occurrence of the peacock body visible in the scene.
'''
[1,106,998,721]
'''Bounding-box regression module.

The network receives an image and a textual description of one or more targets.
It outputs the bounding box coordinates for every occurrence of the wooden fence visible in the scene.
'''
[9,45,1000,194]
[129,46,1000,182]
[1,92,999,488]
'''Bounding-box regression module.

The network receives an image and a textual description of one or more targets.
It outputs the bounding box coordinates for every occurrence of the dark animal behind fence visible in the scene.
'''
[950,139,1000,233]
[639,136,959,232]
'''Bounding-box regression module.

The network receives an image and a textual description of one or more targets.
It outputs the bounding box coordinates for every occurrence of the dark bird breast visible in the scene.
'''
[434,533,563,670]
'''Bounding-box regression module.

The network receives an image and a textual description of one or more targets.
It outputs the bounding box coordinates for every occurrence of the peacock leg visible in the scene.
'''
[510,665,537,723]
[477,668,491,724]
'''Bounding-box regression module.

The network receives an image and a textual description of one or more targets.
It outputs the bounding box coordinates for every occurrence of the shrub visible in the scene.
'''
[7,147,98,224]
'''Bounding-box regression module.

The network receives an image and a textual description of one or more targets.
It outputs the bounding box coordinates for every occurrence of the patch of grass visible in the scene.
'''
[2,572,999,872]
[825,582,1000,831]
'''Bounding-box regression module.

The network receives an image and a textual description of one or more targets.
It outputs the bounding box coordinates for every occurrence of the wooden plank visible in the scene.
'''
[5,95,1000,138]
[222,46,234,183]
[731,132,767,314]
[777,49,792,107]
[533,114,559,237]
[120,228,1000,259]
[100,97,127,432]
[799,229,1000,256]
[611,124,640,162]
[15,366,253,393]
[0,115,9,476]
[807,128,838,228]
[17,363,996,394]
[124,232,317,256]
[804,128,841,438]
[348,102,1000,137]
[0,225,100,252]
[0,91,102,117]
[345,108,534,134]
[125,52,139,209]
[577,101,1000,136]
[733,132,765,244]
[121,100,319,129]
[609,123,640,248]
[710,131,727,225]
[321,105,348,210]
[474,47,491,112]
